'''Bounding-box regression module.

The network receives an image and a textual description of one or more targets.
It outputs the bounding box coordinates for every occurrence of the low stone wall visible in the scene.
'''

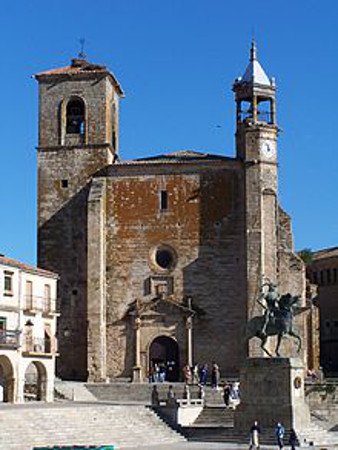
[153,399,203,427]
[305,381,337,408]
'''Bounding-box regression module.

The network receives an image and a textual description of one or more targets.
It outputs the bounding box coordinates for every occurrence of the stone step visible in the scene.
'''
[85,381,228,405]
[0,403,186,449]
[193,406,234,425]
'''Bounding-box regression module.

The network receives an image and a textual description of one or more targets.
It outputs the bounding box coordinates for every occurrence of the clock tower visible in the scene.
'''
[233,41,279,356]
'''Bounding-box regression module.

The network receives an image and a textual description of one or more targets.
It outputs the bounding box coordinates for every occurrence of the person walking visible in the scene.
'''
[249,420,261,450]
[275,422,285,450]
[288,428,299,450]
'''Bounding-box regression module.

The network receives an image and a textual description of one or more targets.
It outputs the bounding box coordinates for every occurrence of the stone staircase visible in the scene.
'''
[183,424,338,446]
[55,379,98,402]
[193,406,234,427]
[0,403,186,450]
[86,382,225,405]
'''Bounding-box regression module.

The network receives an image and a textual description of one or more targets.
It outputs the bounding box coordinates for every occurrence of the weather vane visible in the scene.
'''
[78,38,86,59]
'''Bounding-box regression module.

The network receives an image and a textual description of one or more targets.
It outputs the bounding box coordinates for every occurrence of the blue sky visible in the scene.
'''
[0,0,337,264]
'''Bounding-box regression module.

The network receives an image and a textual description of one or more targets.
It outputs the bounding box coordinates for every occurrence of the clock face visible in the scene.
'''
[261,140,275,159]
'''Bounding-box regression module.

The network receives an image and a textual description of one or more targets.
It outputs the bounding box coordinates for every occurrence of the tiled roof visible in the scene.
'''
[117,150,234,165]
[0,255,58,278]
[35,58,124,96]
[312,247,338,260]
[235,40,273,87]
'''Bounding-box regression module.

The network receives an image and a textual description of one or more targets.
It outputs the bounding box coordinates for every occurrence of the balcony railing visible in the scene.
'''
[23,337,56,355]
[24,296,60,315]
[0,330,20,348]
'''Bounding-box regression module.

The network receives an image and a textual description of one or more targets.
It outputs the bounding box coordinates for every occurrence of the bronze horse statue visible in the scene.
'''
[246,294,303,357]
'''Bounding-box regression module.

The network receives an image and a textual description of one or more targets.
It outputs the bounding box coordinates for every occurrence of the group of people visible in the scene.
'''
[249,421,300,450]
[182,362,221,389]
[149,361,176,383]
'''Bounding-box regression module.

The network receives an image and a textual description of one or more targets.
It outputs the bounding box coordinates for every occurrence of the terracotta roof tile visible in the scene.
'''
[0,255,58,278]
[117,150,234,165]
[312,247,338,260]
[35,58,124,96]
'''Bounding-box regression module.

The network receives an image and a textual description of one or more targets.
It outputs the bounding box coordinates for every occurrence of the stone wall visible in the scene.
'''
[101,161,247,379]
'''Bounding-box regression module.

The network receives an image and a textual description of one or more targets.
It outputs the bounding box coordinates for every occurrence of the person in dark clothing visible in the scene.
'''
[249,420,261,450]
[288,428,300,450]
[199,364,208,385]
[223,382,231,407]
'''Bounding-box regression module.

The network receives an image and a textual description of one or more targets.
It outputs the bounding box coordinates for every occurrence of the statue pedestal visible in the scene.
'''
[234,358,310,432]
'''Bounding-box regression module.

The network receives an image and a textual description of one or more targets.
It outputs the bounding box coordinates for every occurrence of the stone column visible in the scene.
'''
[132,317,143,382]
[236,100,241,123]
[270,98,276,124]
[252,95,258,122]
[186,316,193,367]
[87,178,107,382]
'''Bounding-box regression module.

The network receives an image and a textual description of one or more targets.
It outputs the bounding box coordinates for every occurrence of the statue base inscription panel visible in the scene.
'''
[234,357,310,432]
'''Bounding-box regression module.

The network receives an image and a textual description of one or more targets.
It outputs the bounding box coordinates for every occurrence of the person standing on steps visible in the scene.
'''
[211,361,220,391]
[288,428,300,450]
[151,385,159,406]
[275,422,285,450]
[182,364,192,384]
[167,385,176,406]
[199,363,208,385]
[249,420,261,450]
[223,382,231,408]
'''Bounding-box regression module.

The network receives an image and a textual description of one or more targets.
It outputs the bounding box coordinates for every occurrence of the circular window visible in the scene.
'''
[151,245,177,272]
[156,249,174,269]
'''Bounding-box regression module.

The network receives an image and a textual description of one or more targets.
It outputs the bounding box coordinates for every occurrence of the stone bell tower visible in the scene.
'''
[233,41,279,356]
[35,57,123,380]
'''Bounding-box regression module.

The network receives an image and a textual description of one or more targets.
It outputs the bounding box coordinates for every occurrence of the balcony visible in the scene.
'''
[0,330,20,349]
[24,296,60,316]
[22,337,57,357]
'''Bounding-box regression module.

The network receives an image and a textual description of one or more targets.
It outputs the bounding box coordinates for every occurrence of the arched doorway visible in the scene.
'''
[0,355,15,402]
[149,336,179,382]
[24,361,47,401]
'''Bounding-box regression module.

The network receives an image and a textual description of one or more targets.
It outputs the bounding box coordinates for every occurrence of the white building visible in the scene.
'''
[0,254,58,402]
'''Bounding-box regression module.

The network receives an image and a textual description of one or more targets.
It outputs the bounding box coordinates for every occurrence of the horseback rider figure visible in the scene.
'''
[257,281,280,336]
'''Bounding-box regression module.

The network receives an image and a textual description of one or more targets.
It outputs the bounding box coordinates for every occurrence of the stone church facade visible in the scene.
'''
[35,43,312,382]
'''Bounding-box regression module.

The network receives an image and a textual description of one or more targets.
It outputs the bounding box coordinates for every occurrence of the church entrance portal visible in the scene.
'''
[149,336,179,382]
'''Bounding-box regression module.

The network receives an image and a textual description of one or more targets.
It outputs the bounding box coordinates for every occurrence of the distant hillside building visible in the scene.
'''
[307,247,338,375]
[35,42,314,382]
[0,255,58,402]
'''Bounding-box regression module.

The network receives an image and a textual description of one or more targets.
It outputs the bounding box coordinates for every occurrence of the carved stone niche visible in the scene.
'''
[144,276,174,297]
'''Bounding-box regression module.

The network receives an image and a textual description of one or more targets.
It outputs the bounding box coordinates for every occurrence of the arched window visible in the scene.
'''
[66,98,85,134]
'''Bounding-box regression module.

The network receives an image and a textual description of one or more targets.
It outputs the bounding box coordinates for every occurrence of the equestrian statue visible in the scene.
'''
[246,280,307,357]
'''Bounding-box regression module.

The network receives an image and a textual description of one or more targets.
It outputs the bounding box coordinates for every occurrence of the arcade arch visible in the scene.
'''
[24,361,47,402]
[0,355,15,402]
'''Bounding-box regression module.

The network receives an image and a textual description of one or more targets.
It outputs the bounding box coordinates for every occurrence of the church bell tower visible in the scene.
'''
[233,41,279,356]
[35,56,124,380]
